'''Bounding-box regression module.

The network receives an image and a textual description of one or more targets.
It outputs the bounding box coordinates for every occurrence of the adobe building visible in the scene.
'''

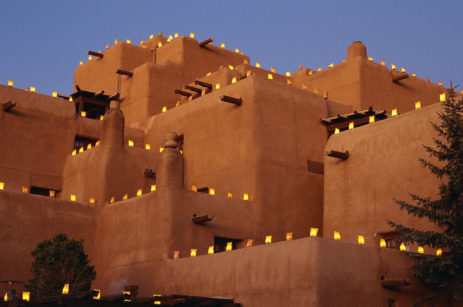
[0,33,458,306]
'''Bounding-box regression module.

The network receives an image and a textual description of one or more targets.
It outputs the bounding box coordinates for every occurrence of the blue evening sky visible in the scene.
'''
[0,1,462,96]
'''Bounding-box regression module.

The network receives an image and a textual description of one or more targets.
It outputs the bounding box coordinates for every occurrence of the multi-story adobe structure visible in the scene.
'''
[0,32,458,307]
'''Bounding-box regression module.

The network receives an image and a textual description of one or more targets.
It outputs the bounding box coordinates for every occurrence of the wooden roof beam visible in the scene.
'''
[184,85,203,94]
[220,95,242,106]
[116,69,133,77]
[2,101,16,112]
[194,80,212,89]
[199,38,214,47]
[174,89,192,97]
[87,50,104,58]
[326,150,349,160]
[192,214,214,224]
[392,73,409,83]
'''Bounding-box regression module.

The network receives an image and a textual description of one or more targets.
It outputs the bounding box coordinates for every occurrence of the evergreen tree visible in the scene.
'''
[389,89,463,305]
[25,233,96,298]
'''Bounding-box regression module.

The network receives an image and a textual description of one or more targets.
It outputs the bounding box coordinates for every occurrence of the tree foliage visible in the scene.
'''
[25,233,96,298]
[389,89,463,305]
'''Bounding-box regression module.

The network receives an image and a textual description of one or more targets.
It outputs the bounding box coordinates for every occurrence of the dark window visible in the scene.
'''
[197,187,209,193]
[307,160,324,175]
[30,186,54,197]
[177,134,184,151]
[214,237,242,253]
[381,232,408,251]
[74,136,99,150]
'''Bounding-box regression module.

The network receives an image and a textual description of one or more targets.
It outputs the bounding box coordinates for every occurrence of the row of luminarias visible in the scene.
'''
[332,93,448,135]
[173,229,443,259]
[0,181,250,203]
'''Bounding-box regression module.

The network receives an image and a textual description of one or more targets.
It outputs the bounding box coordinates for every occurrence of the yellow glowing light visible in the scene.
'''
[438,81,442,86]
[7,80,13,86]
[286,71,290,77]
[49,190,55,197]
[175,33,179,38]
[232,77,237,84]
[358,235,365,245]
[243,193,249,201]
[271,67,275,73]
[208,246,214,254]
[22,186,28,193]
[391,109,398,116]
[0,182,4,190]
[348,122,354,130]
[310,228,319,237]
[412,73,416,77]
[62,284,69,295]
[317,67,322,72]
[286,232,293,241]
[128,140,134,147]
[369,116,375,123]
[268,73,273,80]
[123,194,128,200]
[418,246,424,254]
[126,39,131,44]
[246,70,252,77]
[93,290,100,300]
[95,140,100,146]
[206,72,211,76]
[151,185,157,192]
[214,84,220,90]
[168,35,173,40]
[110,197,115,204]
[333,231,341,240]
[415,101,421,109]
[173,251,179,259]
[313,89,318,93]
[88,55,93,60]
[192,185,197,192]
[334,128,340,134]
[79,147,84,153]
[145,144,151,150]
[190,33,195,38]
[114,39,118,44]
[52,91,57,97]
[79,60,83,66]
[81,111,86,117]
[308,70,314,75]
[137,189,142,196]
[265,236,272,244]
[162,106,167,112]
[401,67,406,73]
[90,198,95,204]
[227,191,233,198]
[71,149,77,156]
[70,194,76,201]
[399,243,406,251]
[381,60,385,66]
[244,59,249,64]
[106,44,109,50]
[229,65,234,70]
[436,248,442,256]
[287,79,292,85]
[221,43,225,48]
[190,249,197,257]
[69,97,73,102]
[328,63,334,68]
[235,48,239,53]
[440,93,446,102]
[226,242,233,251]
[123,291,131,302]
[368,57,373,62]
[391,64,396,70]
[209,188,215,195]
[30,86,36,92]
[22,292,30,301]
[380,238,386,248]
[148,34,154,39]
[246,239,253,247]
[158,42,162,48]
[153,294,161,305]
[255,62,260,68]
[4,293,7,302]
[158,147,163,154]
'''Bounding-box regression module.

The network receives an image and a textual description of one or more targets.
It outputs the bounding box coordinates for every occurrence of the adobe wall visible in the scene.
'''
[142,75,328,243]
[323,102,442,245]
[0,191,97,294]
[157,237,425,307]
[292,42,445,114]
